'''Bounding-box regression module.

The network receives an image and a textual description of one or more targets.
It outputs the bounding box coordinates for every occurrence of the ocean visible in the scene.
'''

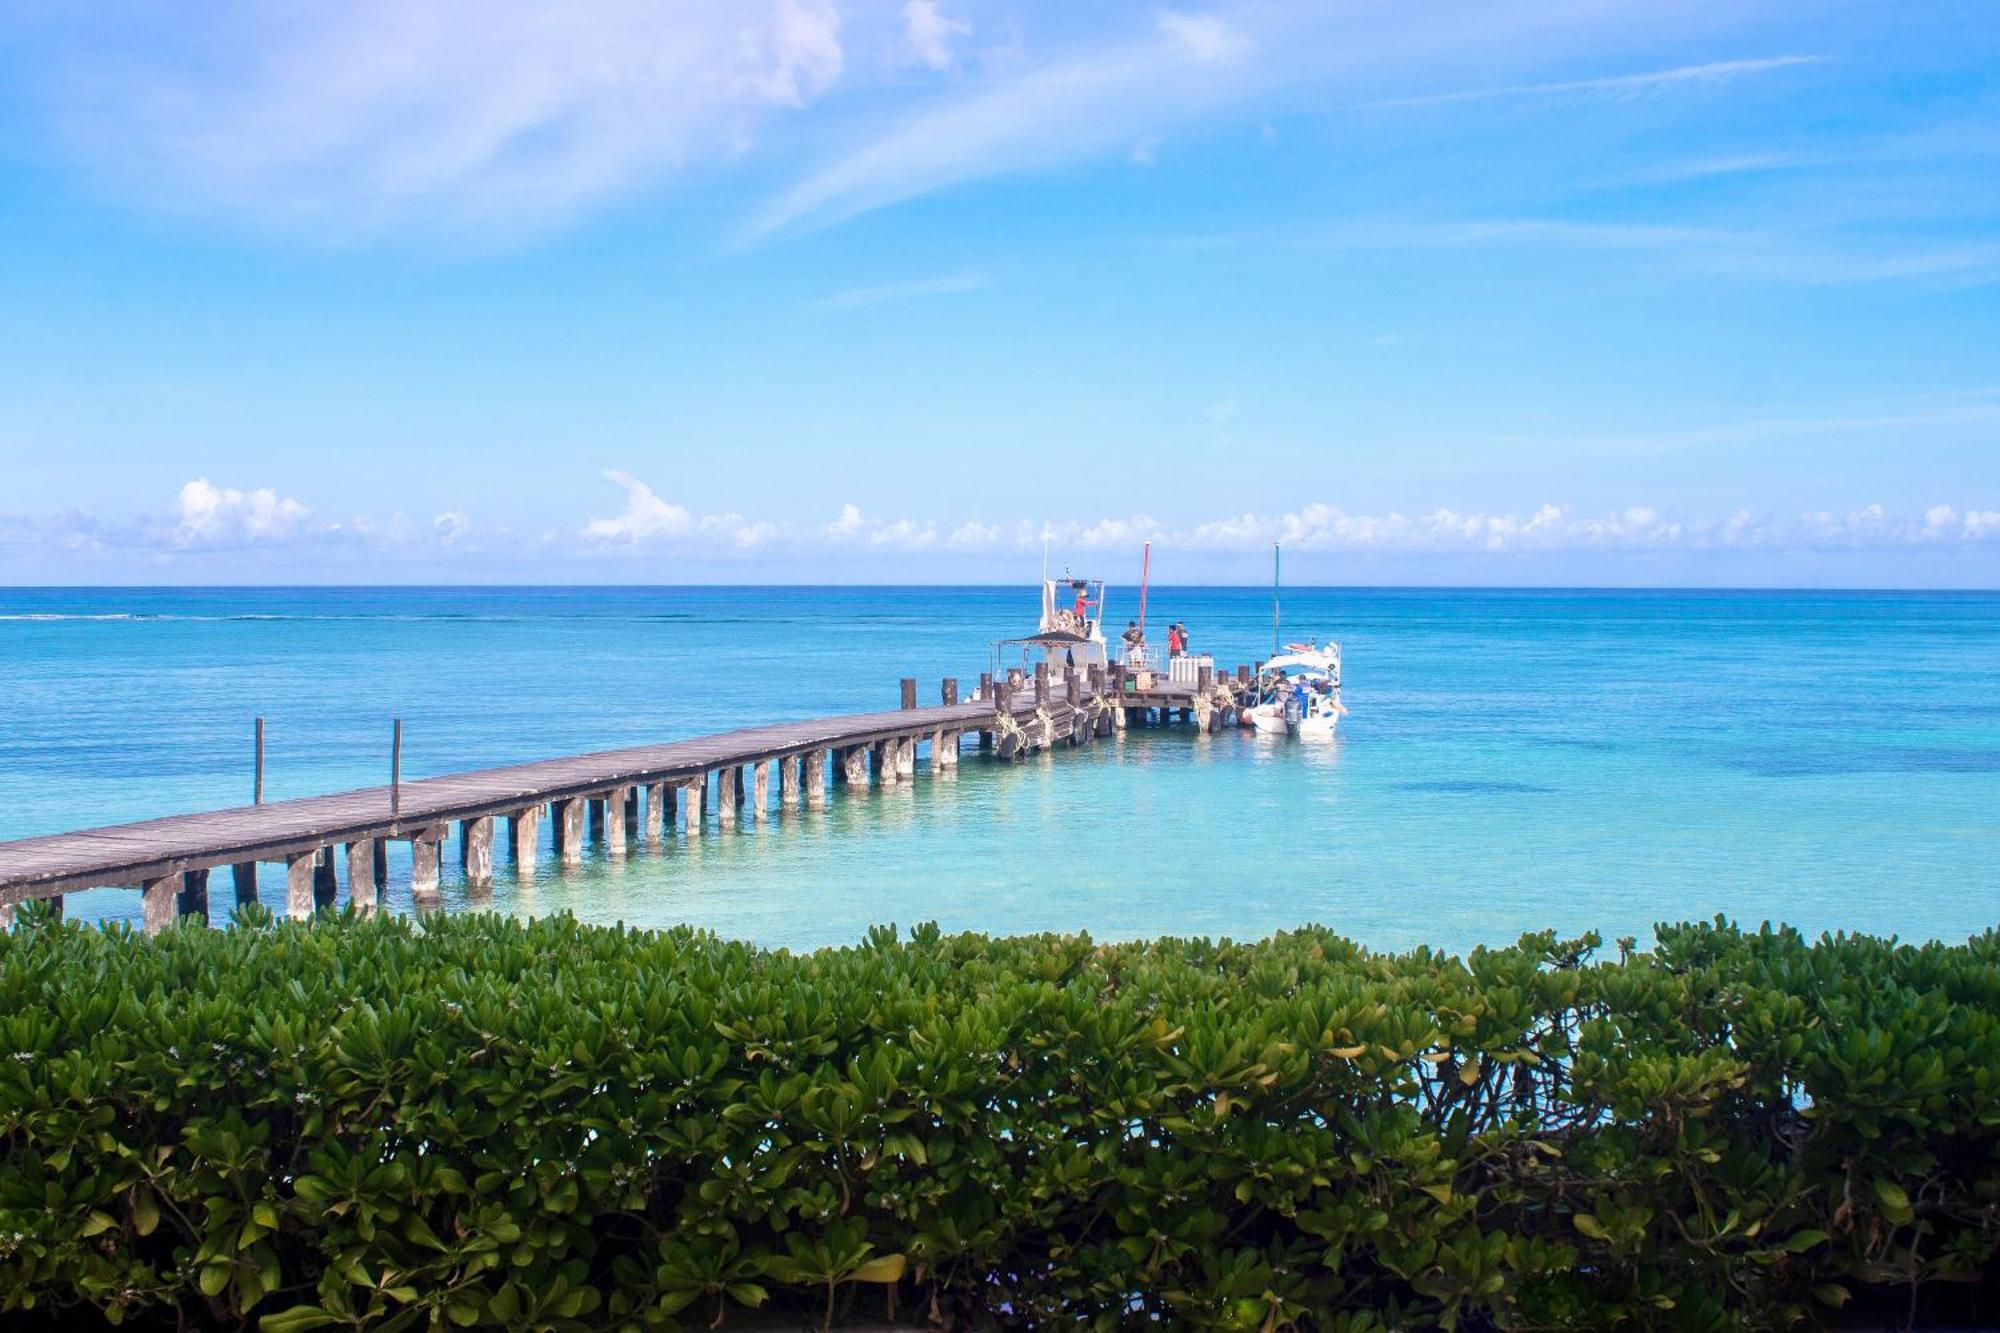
[2,585,1995,953]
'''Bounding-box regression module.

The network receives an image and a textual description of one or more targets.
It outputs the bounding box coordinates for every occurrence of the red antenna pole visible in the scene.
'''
[1137,541,1151,639]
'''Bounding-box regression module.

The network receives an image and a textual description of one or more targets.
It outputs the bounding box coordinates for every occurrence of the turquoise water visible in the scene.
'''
[2,586,1996,952]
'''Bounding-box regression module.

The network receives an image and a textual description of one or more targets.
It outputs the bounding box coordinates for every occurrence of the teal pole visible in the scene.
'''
[1272,542,1281,656]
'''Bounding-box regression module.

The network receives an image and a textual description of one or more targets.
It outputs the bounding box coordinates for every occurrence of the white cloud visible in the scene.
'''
[1364,55,1822,111]
[1156,12,1252,65]
[173,479,312,547]
[583,470,693,543]
[36,0,848,237]
[901,0,969,72]
[812,270,988,311]
[748,7,1265,238]
[433,511,471,544]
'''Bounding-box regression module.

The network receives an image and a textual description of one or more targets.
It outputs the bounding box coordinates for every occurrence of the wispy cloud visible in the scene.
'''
[900,0,970,72]
[26,0,851,238]
[747,9,1258,238]
[1364,55,1823,111]
[811,270,988,311]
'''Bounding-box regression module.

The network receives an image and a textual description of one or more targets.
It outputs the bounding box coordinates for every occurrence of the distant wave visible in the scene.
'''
[0,613,142,621]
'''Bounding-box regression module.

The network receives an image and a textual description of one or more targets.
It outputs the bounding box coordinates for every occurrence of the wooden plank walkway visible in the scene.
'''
[0,663,1249,927]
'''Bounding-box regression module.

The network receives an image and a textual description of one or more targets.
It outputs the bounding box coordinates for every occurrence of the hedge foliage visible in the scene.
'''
[3,905,1999,1331]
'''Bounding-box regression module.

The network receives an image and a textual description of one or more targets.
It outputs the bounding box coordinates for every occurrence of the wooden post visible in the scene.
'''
[555,797,585,865]
[510,809,540,872]
[285,852,316,920]
[900,678,918,710]
[780,755,802,810]
[1033,663,1049,706]
[645,782,667,842]
[348,840,379,914]
[462,816,495,885]
[715,768,737,826]
[232,861,258,907]
[411,832,441,907]
[805,751,828,809]
[605,788,629,856]
[141,874,179,935]
[391,718,403,818]
[1065,668,1079,706]
[253,716,265,805]
[978,671,993,700]
[313,848,338,909]
[752,762,770,821]
[176,868,209,924]
[942,678,959,706]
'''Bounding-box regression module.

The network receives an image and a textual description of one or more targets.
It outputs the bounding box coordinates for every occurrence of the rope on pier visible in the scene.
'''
[991,708,1027,753]
[1032,706,1056,748]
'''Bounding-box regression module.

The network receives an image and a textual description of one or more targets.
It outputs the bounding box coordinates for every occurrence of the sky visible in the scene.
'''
[0,0,1995,586]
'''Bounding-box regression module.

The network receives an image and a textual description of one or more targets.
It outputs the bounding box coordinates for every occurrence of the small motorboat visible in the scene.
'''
[1246,644,1346,739]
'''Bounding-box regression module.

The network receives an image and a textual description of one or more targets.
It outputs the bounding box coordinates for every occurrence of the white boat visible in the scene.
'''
[993,575,1110,680]
[1246,644,1346,739]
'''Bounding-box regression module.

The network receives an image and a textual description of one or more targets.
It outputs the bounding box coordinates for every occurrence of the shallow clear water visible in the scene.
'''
[3,586,1996,952]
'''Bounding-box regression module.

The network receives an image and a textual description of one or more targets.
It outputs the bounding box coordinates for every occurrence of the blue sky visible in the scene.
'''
[0,0,1995,585]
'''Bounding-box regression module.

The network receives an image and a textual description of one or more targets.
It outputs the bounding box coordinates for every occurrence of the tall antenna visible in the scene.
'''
[1272,542,1281,656]
[1138,541,1151,641]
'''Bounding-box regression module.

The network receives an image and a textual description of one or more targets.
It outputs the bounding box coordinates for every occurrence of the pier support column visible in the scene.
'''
[805,751,827,809]
[716,768,737,827]
[679,780,701,836]
[177,868,210,924]
[896,736,916,779]
[555,797,585,865]
[645,783,666,843]
[312,849,338,909]
[753,762,771,822]
[462,817,495,886]
[285,852,316,920]
[141,874,179,935]
[232,862,259,907]
[348,840,379,914]
[780,755,802,811]
[411,829,442,906]
[509,808,540,874]
[844,747,868,787]
[605,787,629,857]
[873,740,897,787]
[587,797,605,840]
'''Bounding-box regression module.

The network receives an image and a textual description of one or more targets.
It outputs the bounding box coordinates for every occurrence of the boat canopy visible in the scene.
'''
[1263,650,1339,675]
[999,630,1096,647]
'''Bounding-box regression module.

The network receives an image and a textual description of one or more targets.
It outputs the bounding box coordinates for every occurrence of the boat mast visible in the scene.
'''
[1272,542,1281,656]
[1137,541,1151,643]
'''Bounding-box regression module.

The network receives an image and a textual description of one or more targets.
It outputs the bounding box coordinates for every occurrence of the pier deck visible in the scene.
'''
[0,662,1252,930]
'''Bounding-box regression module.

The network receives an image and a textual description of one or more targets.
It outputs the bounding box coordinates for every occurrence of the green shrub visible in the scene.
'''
[2,905,1997,1330]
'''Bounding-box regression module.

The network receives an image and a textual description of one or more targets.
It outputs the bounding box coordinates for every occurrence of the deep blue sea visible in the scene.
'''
[2,586,1995,952]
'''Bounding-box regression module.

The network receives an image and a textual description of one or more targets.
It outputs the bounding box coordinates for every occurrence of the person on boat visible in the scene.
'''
[1175,622,1192,656]
[1167,623,1186,657]
[1121,620,1144,649]
[1072,585,1093,623]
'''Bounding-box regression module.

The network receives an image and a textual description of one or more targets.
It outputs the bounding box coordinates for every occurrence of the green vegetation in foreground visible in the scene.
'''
[2,907,1998,1331]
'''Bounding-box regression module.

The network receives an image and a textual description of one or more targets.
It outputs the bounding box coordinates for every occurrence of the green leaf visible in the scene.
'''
[1572,1214,1610,1241]
[258,1307,344,1333]
[1873,1180,1914,1225]
[851,1254,908,1284]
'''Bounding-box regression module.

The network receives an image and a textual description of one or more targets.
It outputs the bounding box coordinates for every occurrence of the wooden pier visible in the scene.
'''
[0,663,1256,932]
